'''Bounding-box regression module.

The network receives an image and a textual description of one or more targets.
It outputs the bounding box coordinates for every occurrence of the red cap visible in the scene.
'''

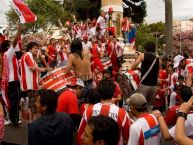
[83,35,88,40]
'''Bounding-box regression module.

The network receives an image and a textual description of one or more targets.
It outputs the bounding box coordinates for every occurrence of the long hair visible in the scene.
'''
[70,38,83,59]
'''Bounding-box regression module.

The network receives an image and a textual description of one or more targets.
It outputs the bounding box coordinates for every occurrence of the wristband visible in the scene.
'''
[177,112,187,120]
[154,113,163,119]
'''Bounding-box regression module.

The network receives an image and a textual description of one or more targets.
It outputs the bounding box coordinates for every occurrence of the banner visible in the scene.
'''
[128,27,136,44]
[11,0,37,23]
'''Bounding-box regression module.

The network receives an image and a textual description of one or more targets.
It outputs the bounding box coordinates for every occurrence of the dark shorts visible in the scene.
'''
[21,90,37,113]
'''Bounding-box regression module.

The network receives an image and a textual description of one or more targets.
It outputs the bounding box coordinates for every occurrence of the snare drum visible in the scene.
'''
[101,57,112,70]
[39,66,75,92]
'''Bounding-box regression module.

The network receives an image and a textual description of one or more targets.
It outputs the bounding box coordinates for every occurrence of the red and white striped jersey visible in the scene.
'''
[4,47,19,82]
[77,102,132,145]
[20,52,39,91]
[127,113,161,145]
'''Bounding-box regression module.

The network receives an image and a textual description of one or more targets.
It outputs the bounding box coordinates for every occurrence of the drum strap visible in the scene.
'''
[139,57,157,86]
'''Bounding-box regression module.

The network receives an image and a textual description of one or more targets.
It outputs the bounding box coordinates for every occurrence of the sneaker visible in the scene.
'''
[4,119,11,125]
[18,120,22,124]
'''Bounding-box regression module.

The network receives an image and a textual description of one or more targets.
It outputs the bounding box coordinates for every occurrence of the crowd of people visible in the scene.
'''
[0,11,192,145]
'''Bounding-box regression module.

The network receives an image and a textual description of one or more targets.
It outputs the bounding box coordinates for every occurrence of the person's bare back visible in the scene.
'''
[67,49,92,81]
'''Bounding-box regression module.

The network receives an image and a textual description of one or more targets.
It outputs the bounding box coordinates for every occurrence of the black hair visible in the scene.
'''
[0,40,11,53]
[88,115,119,145]
[184,53,189,59]
[26,42,39,52]
[37,89,58,114]
[50,38,55,43]
[161,62,167,69]
[98,80,115,100]
[103,66,113,78]
[169,64,174,68]
[135,106,147,113]
[70,38,83,59]
[178,75,184,80]
[87,88,100,104]
[144,41,156,52]
[180,86,192,102]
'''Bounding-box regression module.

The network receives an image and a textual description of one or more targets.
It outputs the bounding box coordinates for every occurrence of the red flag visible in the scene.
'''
[11,0,37,23]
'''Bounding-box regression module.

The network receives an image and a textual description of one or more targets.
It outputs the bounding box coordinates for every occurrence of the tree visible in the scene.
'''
[73,0,101,21]
[123,0,146,23]
[6,0,72,33]
[135,22,166,52]
[165,0,173,56]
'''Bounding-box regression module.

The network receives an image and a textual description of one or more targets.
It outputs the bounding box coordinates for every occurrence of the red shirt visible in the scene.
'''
[164,105,179,126]
[158,69,167,89]
[113,82,122,98]
[56,89,79,114]
[46,45,57,63]
[154,89,165,108]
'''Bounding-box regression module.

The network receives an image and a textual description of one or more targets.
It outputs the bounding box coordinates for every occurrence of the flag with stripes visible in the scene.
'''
[11,0,37,23]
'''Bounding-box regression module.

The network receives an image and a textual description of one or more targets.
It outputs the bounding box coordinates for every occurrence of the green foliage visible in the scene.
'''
[135,22,166,52]
[73,0,100,21]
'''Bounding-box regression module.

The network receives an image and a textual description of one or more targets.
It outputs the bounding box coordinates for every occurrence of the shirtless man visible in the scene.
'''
[66,39,93,99]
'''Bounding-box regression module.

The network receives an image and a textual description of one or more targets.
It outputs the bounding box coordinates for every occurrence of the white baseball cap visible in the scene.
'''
[173,54,184,68]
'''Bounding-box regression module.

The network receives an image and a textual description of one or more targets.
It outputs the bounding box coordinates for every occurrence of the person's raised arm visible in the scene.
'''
[152,110,173,140]
[131,53,144,70]
[186,72,193,87]
[175,97,193,145]
[12,24,21,48]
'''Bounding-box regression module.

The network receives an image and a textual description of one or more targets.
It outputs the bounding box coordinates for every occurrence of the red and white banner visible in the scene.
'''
[11,0,37,23]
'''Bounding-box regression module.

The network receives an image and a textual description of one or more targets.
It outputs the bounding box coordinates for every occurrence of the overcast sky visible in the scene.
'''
[1,0,193,27]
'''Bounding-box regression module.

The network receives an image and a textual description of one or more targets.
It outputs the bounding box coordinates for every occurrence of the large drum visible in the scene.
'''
[39,66,75,92]
[101,57,112,70]
[124,70,141,91]
[116,70,141,102]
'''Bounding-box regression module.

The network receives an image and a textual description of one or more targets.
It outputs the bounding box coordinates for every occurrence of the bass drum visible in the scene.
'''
[39,66,75,92]
[116,70,141,103]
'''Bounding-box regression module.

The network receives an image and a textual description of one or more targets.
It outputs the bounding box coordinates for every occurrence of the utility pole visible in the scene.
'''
[165,0,173,56]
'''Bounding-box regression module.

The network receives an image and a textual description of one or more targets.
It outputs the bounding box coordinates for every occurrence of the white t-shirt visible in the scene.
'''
[82,41,92,50]
[169,114,193,144]
[97,15,109,29]
[127,114,161,145]
[169,92,177,108]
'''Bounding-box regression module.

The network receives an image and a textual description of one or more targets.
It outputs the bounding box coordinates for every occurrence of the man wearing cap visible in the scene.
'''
[57,78,84,128]
[127,93,161,145]
[173,54,193,87]
[82,35,92,51]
